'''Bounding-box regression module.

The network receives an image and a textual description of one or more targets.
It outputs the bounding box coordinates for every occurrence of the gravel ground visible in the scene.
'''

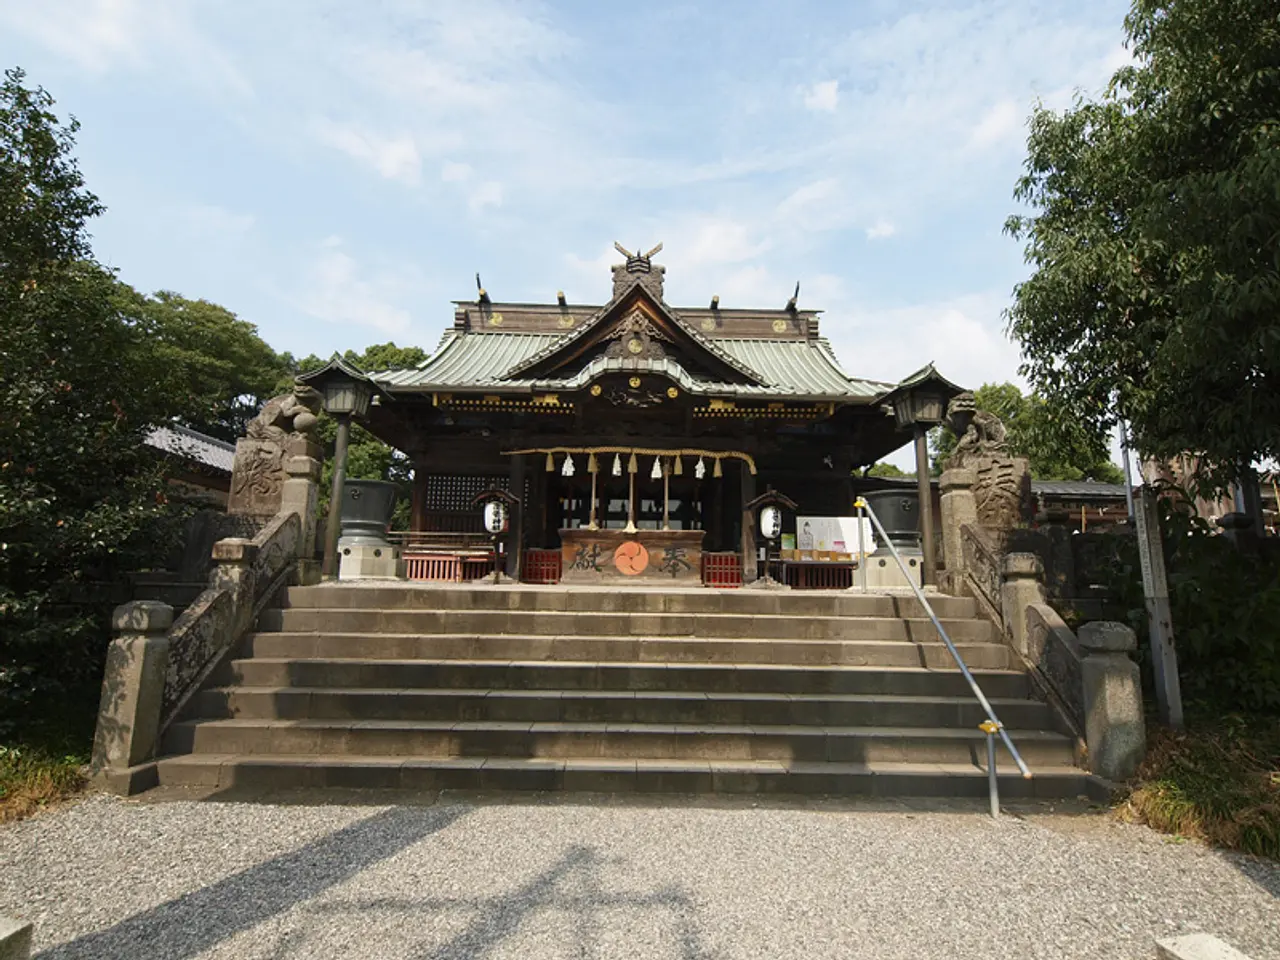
[2,792,1277,960]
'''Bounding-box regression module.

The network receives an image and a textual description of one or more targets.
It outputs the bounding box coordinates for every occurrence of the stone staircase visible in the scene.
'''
[155,583,1094,799]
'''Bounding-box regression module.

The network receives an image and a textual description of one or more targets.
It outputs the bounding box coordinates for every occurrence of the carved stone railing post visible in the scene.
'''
[1078,621,1146,781]
[940,467,977,581]
[1000,553,1043,656]
[90,600,173,792]
[280,436,322,582]
[211,537,259,641]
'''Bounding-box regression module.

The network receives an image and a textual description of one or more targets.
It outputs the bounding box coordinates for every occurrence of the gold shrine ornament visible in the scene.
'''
[629,376,642,388]
[627,338,644,355]
[772,318,788,333]
[590,384,602,396]
[667,387,678,398]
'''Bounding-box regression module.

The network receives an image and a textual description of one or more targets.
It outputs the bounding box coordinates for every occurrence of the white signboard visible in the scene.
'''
[796,516,876,557]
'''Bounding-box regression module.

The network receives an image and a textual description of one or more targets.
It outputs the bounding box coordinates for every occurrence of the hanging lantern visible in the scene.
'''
[628,453,638,474]
[713,457,723,478]
[588,453,598,474]
[612,454,622,477]
[695,457,706,480]
[650,456,662,480]
[545,452,555,472]
[561,453,575,477]
[673,456,683,476]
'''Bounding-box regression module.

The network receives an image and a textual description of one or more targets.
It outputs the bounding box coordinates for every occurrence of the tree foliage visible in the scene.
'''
[127,290,290,442]
[865,462,913,479]
[1006,0,1280,493]
[1,69,288,720]
[0,70,181,715]
[931,383,1126,483]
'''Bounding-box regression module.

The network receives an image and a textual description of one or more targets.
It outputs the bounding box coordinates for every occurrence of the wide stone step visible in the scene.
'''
[282,584,979,620]
[243,633,1012,669]
[163,718,1075,767]
[262,608,995,643]
[188,686,1056,729]
[217,658,1033,698]
[155,754,1096,799]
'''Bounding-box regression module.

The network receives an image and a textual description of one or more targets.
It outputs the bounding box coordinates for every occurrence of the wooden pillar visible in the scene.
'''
[508,454,526,579]
[740,462,758,582]
[531,466,549,546]
[410,455,428,533]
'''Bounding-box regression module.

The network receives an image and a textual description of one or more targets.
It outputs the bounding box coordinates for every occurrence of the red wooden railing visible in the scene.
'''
[701,552,742,588]
[523,548,562,584]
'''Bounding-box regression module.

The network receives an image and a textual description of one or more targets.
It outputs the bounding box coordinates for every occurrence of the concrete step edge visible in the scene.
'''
[169,717,1071,742]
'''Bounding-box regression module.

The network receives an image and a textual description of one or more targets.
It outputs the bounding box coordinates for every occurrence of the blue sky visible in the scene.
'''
[2,0,1134,468]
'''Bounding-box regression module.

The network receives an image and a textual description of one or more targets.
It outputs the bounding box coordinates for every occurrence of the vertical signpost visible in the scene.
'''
[1133,485,1184,728]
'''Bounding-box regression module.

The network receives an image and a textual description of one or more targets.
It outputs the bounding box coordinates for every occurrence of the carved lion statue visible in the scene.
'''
[245,383,324,443]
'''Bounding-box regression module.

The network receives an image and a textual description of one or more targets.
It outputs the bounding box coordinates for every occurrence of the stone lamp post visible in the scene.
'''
[297,356,376,579]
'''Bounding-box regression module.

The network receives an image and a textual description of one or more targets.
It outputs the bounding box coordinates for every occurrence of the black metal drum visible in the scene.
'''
[862,489,921,554]
[338,480,399,545]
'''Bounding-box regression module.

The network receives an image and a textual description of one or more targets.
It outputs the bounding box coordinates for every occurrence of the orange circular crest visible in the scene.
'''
[613,540,649,575]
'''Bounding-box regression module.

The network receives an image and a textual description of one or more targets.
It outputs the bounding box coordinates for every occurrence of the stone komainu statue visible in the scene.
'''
[944,392,1028,531]
[228,384,323,516]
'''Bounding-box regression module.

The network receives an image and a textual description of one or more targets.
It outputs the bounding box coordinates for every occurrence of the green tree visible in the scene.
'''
[125,290,291,442]
[0,69,183,717]
[1006,0,1280,494]
[865,463,914,479]
[932,383,1125,484]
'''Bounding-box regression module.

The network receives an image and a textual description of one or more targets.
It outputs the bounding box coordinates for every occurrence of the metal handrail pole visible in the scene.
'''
[854,499,1032,780]
[857,503,868,593]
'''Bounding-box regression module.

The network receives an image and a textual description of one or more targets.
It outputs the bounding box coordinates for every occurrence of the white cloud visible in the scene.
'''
[776,178,839,218]
[297,241,417,335]
[468,181,504,213]
[312,119,421,184]
[0,0,252,98]
[968,98,1021,149]
[803,80,840,113]
[441,161,472,183]
[865,219,896,240]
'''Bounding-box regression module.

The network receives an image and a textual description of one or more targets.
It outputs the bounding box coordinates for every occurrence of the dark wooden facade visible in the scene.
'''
[346,248,965,580]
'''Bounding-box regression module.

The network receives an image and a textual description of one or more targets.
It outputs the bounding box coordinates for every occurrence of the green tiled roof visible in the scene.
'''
[373,331,892,401]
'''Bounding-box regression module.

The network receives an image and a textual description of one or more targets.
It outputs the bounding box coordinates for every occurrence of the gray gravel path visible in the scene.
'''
[2,793,1277,959]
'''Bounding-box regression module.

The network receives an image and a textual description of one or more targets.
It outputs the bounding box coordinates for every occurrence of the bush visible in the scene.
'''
[1101,490,1280,713]
[1123,715,1280,859]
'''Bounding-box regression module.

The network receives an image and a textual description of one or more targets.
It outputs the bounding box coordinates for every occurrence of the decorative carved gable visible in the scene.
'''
[505,282,764,385]
[603,308,669,361]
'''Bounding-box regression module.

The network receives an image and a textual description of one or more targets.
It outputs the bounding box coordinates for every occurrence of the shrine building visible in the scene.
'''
[306,243,966,587]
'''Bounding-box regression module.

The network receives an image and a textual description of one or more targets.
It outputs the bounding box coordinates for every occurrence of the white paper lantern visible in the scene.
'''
[483,501,507,534]
[760,504,782,540]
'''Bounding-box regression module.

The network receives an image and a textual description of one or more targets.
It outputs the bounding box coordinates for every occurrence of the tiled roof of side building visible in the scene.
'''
[145,424,236,473]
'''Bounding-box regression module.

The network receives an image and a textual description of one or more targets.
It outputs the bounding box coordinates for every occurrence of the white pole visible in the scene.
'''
[1134,485,1184,728]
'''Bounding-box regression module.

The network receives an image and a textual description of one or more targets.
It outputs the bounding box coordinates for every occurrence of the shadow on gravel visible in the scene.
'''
[1217,851,1280,900]
[318,843,712,959]
[34,805,468,960]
